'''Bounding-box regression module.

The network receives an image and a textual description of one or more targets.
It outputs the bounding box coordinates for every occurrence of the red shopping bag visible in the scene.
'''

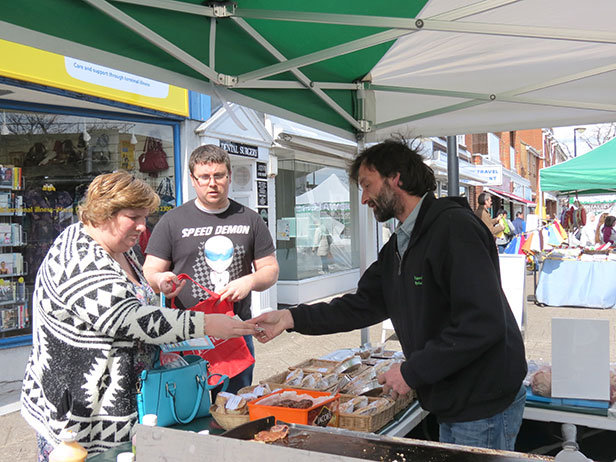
[171,274,254,383]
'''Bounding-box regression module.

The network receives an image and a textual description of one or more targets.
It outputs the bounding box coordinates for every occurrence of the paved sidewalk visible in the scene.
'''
[3,274,616,460]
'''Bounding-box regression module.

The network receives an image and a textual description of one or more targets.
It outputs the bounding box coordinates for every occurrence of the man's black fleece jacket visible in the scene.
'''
[290,194,527,423]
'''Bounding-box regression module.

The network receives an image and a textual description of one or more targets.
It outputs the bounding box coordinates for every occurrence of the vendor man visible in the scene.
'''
[251,138,527,451]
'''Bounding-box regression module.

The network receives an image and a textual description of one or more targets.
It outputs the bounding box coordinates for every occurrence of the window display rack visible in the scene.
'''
[0,166,29,338]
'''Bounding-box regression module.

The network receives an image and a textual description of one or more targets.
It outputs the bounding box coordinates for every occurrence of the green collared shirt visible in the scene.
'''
[396,193,428,256]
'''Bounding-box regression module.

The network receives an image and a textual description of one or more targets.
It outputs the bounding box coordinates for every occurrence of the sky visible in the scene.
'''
[551,123,613,158]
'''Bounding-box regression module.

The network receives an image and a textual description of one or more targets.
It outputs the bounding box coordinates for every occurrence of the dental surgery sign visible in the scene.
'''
[0,39,188,116]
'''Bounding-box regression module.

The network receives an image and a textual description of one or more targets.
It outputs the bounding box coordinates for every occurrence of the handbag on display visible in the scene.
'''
[92,134,111,165]
[136,354,228,427]
[171,273,255,382]
[139,137,169,174]
[156,176,176,204]
[24,142,47,166]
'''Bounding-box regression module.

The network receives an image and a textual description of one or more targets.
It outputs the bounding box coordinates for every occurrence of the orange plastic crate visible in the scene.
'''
[247,388,339,426]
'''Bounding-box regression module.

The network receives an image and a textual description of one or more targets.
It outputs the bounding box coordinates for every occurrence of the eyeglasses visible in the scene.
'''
[192,173,228,185]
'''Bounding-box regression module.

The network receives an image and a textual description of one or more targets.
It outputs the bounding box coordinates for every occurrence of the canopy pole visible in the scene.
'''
[356,137,375,348]
[447,136,460,196]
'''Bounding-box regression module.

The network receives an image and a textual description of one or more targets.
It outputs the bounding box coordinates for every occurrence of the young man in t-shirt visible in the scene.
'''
[144,144,279,393]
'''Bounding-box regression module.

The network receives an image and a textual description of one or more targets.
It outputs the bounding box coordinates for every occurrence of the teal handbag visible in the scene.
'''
[136,354,228,427]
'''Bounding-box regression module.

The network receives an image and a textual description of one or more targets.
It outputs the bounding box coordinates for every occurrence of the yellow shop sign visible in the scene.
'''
[0,39,188,117]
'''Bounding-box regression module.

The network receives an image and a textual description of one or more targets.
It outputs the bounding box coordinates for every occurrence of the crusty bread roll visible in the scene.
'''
[284,369,304,387]
[354,400,384,416]
[315,373,338,390]
[340,395,369,414]
[214,392,233,413]
[301,372,322,389]
[226,396,248,415]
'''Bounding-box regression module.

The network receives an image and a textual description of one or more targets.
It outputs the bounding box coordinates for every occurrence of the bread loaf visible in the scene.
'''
[214,391,235,413]
[284,369,304,387]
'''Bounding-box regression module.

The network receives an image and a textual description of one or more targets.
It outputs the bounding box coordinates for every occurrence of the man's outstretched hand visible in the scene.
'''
[248,309,294,343]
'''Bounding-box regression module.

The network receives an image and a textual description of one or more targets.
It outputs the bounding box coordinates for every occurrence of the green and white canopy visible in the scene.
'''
[540,137,616,194]
[1,0,615,141]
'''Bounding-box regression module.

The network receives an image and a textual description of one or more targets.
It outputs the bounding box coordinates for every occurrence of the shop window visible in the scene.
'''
[488,133,500,162]
[438,181,448,198]
[0,110,176,342]
[275,159,358,281]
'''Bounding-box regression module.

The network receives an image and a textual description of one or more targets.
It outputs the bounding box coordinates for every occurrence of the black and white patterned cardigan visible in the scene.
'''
[21,223,204,454]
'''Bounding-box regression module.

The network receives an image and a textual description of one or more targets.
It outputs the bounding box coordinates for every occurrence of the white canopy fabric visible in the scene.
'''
[367,0,616,140]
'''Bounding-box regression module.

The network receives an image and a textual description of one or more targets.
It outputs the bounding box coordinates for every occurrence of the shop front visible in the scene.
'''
[195,106,362,307]
[0,39,195,408]
[472,166,534,218]
[268,116,361,305]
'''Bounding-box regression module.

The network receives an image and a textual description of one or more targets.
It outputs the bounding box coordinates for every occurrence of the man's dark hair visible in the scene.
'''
[477,192,489,205]
[349,138,436,196]
[516,211,523,218]
[605,215,616,227]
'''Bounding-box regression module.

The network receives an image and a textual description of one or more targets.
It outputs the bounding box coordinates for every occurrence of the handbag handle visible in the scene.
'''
[144,136,154,153]
[165,375,206,424]
[206,373,229,391]
[170,273,219,309]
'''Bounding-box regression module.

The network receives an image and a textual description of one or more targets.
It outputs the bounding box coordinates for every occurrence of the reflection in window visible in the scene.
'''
[0,110,176,341]
[275,159,358,281]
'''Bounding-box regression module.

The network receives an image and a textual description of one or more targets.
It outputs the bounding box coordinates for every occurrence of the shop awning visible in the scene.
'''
[488,189,535,207]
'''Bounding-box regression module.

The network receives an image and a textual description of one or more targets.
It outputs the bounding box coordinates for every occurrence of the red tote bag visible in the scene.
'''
[171,274,255,382]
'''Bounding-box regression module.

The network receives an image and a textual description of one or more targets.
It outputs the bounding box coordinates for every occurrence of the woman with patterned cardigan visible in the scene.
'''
[21,171,257,460]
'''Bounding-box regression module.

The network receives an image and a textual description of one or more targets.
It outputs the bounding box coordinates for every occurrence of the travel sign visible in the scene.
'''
[466,165,503,186]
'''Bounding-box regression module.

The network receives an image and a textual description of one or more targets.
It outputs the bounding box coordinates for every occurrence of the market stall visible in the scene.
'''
[89,347,429,462]
[534,142,616,309]
[539,138,616,196]
[85,343,613,461]
[130,419,555,462]
[535,255,616,308]
[88,403,429,462]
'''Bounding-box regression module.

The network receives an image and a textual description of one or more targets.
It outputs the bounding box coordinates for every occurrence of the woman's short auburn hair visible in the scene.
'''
[78,171,160,226]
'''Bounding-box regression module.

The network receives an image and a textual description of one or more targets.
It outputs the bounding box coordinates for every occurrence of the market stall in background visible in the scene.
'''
[535,137,616,310]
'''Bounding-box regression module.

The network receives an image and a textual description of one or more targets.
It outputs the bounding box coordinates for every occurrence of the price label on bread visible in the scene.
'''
[214,391,248,415]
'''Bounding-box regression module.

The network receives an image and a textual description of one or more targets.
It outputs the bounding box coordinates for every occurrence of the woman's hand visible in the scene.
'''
[204,314,258,339]
[247,310,294,343]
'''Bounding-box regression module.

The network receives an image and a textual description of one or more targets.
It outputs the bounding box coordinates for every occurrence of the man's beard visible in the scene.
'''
[371,182,402,222]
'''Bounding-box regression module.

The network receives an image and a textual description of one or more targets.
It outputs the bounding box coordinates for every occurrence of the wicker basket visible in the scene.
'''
[209,405,250,430]
[393,391,415,415]
[236,383,283,396]
[338,395,395,432]
[288,358,339,374]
